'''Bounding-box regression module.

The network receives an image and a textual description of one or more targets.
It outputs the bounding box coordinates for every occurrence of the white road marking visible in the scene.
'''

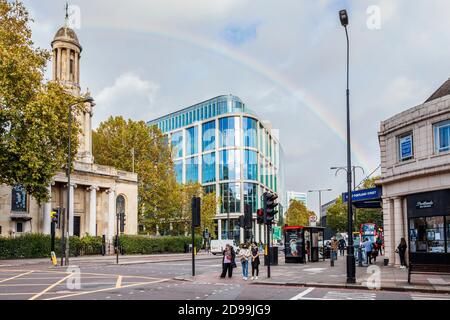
[323,291,376,300]
[290,287,315,300]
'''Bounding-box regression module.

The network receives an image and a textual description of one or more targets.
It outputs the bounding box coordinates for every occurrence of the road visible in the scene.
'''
[0,255,449,300]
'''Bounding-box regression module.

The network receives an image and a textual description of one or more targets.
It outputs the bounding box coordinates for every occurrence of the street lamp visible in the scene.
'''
[339,9,356,284]
[307,189,332,224]
[61,95,94,266]
[331,166,365,191]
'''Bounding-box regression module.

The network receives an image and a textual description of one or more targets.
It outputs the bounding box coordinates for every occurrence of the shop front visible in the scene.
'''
[407,189,450,265]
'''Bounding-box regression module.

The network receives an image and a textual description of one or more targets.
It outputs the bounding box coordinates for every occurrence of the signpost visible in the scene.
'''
[309,215,317,227]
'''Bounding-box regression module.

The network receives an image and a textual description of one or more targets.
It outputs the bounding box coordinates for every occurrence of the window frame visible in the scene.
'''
[434,120,450,153]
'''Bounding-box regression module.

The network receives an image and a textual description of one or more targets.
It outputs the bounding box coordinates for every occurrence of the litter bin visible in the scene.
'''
[264,247,278,266]
[384,258,389,266]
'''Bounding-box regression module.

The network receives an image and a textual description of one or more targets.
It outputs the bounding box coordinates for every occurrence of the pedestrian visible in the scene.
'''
[396,237,408,269]
[239,243,251,280]
[259,240,263,253]
[220,244,234,278]
[362,238,373,265]
[339,238,346,256]
[305,240,310,262]
[331,237,339,261]
[376,237,383,255]
[250,242,260,280]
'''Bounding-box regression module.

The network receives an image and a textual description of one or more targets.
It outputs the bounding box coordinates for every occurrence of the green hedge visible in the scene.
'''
[119,235,202,255]
[0,234,103,259]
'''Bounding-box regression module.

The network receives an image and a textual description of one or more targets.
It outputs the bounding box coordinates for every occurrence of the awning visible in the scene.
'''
[10,215,32,221]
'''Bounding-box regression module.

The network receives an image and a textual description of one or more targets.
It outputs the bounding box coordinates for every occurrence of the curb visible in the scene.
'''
[113,256,220,266]
[250,280,450,294]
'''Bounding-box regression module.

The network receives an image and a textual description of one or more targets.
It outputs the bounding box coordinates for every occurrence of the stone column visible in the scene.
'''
[68,183,76,236]
[218,219,222,240]
[393,197,404,266]
[88,186,98,236]
[42,185,52,235]
[240,226,244,243]
[255,221,260,243]
[66,48,71,82]
[106,188,115,241]
[74,52,79,84]
[382,197,393,265]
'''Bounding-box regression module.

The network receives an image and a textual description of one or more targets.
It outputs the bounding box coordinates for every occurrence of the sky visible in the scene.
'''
[23,0,450,215]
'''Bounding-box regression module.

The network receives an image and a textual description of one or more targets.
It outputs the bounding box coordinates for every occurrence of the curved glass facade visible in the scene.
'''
[147,95,283,243]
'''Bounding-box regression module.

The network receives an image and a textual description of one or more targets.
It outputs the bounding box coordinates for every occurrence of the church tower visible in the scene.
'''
[51,8,94,164]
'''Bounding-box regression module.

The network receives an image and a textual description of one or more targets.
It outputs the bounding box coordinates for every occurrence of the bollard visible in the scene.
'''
[330,250,335,267]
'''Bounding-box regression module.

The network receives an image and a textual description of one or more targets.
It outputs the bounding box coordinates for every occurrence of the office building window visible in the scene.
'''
[202,121,216,151]
[203,185,216,194]
[220,149,241,181]
[171,131,183,158]
[243,117,257,148]
[398,132,413,161]
[186,126,198,156]
[202,153,216,183]
[244,150,258,180]
[220,183,241,213]
[219,117,240,147]
[244,183,257,214]
[11,185,27,212]
[186,157,199,183]
[174,160,183,184]
[259,155,264,184]
[434,120,450,153]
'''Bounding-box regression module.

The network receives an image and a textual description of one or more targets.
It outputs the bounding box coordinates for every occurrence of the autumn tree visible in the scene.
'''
[285,200,312,226]
[92,117,180,230]
[0,0,82,203]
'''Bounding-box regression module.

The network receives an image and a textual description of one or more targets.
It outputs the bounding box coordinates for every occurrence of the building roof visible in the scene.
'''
[52,26,81,48]
[425,78,450,103]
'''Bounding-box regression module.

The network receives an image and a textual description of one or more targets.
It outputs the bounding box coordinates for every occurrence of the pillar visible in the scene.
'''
[382,197,393,265]
[88,186,98,236]
[56,48,61,80]
[393,197,404,266]
[68,183,76,236]
[106,188,115,241]
[240,226,244,243]
[66,48,71,82]
[255,221,260,243]
[218,219,222,240]
[42,185,52,235]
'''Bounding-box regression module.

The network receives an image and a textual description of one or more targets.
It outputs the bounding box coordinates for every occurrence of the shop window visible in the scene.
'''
[409,216,445,253]
[398,132,413,161]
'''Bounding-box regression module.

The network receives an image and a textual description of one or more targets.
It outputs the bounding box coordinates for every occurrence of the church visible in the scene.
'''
[0,16,138,241]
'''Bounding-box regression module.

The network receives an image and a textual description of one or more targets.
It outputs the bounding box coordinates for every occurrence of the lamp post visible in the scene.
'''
[62,95,94,266]
[307,189,332,223]
[339,9,356,284]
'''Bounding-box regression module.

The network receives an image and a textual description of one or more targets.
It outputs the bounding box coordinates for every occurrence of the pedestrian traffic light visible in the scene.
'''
[263,192,278,225]
[256,209,264,224]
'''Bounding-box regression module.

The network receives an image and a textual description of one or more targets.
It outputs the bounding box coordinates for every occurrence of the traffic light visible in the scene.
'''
[256,209,264,224]
[120,212,126,233]
[192,197,201,227]
[51,208,60,225]
[263,192,278,225]
[238,215,245,228]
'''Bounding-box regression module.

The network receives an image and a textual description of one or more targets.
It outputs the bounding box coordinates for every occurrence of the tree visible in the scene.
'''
[0,1,83,203]
[92,116,180,230]
[326,196,348,233]
[285,200,310,226]
[199,192,219,239]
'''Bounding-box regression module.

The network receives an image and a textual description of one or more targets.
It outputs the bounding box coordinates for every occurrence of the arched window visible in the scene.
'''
[116,195,126,234]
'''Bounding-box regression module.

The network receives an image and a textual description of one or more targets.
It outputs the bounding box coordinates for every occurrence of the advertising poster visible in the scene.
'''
[285,228,303,258]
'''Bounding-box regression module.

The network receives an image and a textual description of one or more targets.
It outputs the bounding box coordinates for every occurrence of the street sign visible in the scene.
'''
[343,187,382,203]
[309,215,317,223]
[273,226,282,241]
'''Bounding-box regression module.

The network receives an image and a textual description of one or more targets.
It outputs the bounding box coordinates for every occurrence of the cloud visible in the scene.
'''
[93,73,159,128]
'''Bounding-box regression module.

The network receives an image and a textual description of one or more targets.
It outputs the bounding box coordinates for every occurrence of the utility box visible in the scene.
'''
[264,246,278,266]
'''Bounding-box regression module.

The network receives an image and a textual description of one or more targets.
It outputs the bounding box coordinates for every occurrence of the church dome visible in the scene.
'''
[52,26,81,49]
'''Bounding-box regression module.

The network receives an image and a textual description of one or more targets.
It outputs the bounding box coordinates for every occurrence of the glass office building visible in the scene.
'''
[147,95,284,243]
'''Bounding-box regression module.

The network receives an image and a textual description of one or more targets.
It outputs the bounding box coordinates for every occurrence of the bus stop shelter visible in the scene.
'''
[284,226,325,263]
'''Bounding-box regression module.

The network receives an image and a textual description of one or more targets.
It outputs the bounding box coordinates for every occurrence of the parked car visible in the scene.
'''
[210,239,240,255]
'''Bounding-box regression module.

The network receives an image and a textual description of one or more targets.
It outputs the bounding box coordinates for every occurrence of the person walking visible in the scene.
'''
[331,237,339,261]
[239,243,251,280]
[220,244,234,278]
[376,237,383,255]
[251,242,260,280]
[338,238,346,256]
[362,238,373,265]
[396,238,408,269]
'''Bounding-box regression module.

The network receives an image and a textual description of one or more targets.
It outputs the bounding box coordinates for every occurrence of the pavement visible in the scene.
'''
[177,252,450,294]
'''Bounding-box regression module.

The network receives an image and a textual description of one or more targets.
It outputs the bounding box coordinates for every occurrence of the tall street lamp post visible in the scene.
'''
[339,9,356,284]
[307,189,332,224]
[62,96,94,266]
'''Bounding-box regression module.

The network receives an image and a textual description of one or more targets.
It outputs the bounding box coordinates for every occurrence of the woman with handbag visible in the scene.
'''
[220,244,234,278]
[239,243,251,280]
[251,242,260,280]
[396,238,408,269]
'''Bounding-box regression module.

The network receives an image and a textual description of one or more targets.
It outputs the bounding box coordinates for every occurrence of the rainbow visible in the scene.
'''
[90,23,375,170]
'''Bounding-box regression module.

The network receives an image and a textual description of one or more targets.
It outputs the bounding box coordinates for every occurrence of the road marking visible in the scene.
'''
[45,278,170,300]
[411,294,450,300]
[323,291,376,300]
[116,276,122,288]
[0,270,34,283]
[290,287,315,300]
[29,273,74,300]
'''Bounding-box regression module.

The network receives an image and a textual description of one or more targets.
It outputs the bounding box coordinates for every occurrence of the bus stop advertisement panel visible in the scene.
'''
[284,226,304,263]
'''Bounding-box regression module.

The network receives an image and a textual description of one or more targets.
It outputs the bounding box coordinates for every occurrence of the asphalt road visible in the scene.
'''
[0,256,449,300]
